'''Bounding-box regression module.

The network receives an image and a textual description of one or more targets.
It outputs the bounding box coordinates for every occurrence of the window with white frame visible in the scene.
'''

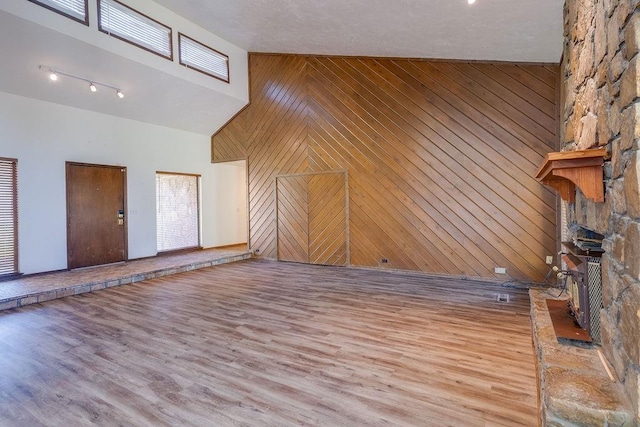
[156,172,200,252]
[179,33,229,83]
[28,0,88,25]
[0,158,18,276]
[98,0,173,60]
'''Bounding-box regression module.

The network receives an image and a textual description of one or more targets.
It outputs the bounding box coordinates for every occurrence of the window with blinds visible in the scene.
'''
[156,172,200,252]
[0,158,18,276]
[179,33,229,83]
[28,0,88,25]
[98,0,173,60]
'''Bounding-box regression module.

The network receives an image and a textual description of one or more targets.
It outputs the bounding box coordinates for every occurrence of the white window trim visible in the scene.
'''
[156,172,201,253]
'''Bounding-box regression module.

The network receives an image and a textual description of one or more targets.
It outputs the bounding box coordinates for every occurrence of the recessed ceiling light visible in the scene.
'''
[468,0,476,4]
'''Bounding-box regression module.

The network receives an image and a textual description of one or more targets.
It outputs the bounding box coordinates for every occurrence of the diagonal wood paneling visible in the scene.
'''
[212,54,559,281]
[211,110,248,161]
[214,55,309,259]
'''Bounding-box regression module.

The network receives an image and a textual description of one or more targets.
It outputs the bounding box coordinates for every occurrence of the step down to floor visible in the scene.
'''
[0,251,252,312]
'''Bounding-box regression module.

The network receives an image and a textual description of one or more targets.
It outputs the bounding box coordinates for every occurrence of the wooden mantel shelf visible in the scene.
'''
[535,148,606,203]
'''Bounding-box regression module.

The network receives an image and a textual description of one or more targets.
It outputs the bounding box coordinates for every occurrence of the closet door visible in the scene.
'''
[276,171,348,266]
[276,175,308,263]
[308,173,347,266]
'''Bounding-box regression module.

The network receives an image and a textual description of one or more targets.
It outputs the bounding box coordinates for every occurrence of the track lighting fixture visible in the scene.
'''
[39,65,124,99]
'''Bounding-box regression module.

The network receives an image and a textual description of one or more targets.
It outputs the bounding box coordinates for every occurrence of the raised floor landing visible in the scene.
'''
[0,245,252,312]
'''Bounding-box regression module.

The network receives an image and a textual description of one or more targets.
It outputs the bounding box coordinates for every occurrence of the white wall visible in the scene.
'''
[0,91,247,275]
[0,2,249,135]
[0,0,249,101]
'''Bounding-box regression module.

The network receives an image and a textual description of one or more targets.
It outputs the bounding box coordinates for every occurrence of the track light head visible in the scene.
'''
[49,72,58,81]
[89,83,97,92]
[116,90,124,99]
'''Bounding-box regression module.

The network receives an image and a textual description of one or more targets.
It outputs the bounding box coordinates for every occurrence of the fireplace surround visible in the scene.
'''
[558,0,640,421]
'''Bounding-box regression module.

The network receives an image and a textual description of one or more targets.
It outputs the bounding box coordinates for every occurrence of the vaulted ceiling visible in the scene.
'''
[155,0,564,63]
[0,0,564,136]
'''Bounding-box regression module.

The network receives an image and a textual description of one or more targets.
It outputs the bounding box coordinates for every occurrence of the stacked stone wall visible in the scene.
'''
[562,0,640,420]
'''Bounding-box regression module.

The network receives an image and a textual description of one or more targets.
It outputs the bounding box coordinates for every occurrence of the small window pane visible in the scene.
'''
[29,0,88,25]
[179,33,229,83]
[0,158,18,276]
[98,0,172,60]
[156,173,200,252]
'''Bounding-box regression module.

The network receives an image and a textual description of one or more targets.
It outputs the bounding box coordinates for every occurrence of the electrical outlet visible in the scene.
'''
[254,248,260,254]
[381,258,388,264]
[545,255,553,265]
[496,293,510,302]
[494,267,507,274]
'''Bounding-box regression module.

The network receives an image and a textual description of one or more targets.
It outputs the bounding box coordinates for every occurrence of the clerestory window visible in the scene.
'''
[28,0,88,25]
[98,0,173,60]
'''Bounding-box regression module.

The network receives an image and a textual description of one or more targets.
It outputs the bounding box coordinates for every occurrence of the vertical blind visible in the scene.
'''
[99,0,172,59]
[156,172,200,252]
[29,0,88,23]
[179,33,229,82]
[0,159,18,276]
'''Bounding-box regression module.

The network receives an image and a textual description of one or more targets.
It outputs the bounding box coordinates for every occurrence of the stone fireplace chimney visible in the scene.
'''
[561,0,640,420]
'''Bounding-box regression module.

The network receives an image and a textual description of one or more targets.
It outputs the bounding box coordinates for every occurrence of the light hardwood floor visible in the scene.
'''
[0,259,538,426]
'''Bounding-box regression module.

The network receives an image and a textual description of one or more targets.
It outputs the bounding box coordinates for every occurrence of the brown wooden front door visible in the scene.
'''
[66,162,127,269]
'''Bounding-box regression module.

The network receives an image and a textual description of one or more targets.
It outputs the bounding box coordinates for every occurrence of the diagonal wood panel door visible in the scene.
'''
[308,174,347,266]
[276,175,308,263]
[277,172,348,266]
[66,163,127,269]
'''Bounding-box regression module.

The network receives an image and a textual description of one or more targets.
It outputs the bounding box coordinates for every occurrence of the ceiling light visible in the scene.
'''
[468,0,476,4]
[39,65,124,101]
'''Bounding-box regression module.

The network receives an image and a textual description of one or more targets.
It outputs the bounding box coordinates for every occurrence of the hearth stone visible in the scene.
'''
[530,288,634,426]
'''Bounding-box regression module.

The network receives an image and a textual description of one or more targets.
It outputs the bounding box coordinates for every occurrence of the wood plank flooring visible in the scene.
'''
[0,259,538,426]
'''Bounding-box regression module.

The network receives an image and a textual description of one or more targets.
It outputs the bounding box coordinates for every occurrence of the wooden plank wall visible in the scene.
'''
[212,54,559,281]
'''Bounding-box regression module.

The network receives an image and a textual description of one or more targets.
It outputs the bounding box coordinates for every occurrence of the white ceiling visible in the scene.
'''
[0,8,246,136]
[155,0,564,63]
[0,0,564,138]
